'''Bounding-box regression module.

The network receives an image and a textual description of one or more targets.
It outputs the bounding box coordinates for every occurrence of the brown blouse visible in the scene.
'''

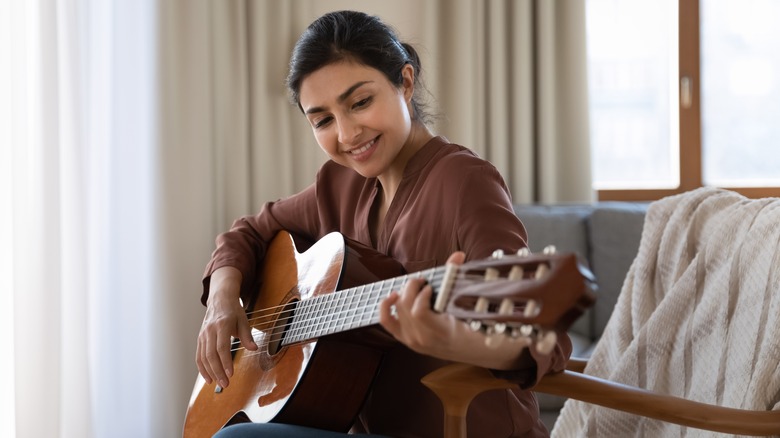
[203,136,571,437]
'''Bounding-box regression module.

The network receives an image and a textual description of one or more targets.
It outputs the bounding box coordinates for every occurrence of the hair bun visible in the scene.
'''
[400,42,421,71]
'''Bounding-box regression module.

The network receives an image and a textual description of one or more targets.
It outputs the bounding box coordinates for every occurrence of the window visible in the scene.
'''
[587,0,780,201]
[700,0,780,188]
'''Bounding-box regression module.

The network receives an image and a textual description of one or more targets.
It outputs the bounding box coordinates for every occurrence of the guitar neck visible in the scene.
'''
[282,266,445,345]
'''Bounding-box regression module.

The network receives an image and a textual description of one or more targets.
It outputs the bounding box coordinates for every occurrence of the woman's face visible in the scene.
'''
[298,61,414,180]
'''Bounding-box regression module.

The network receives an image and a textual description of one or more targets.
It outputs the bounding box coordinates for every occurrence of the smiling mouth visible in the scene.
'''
[348,136,379,155]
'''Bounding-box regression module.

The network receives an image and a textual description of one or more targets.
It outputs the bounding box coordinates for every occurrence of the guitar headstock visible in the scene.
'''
[436,246,596,354]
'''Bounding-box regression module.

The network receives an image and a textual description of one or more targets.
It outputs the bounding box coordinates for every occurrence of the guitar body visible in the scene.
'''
[183,231,405,437]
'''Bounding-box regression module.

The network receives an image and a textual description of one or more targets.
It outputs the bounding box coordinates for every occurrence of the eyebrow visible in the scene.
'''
[304,81,374,115]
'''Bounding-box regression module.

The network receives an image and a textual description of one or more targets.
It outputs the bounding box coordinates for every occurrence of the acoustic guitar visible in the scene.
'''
[183,230,595,437]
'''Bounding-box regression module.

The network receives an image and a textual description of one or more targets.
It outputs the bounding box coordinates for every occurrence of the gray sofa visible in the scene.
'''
[513,202,649,430]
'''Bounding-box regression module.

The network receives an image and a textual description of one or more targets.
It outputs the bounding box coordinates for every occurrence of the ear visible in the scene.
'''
[400,64,415,102]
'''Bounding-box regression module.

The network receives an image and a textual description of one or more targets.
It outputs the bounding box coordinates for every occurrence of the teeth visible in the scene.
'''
[351,139,375,155]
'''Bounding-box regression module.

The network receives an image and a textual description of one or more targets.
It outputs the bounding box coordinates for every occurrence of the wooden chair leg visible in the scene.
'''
[421,363,515,438]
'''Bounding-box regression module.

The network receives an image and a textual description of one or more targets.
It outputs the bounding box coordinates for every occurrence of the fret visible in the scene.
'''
[330,291,345,334]
[370,275,399,325]
[312,293,327,338]
[342,286,355,331]
[334,287,350,333]
[358,281,374,328]
[345,286,358,330]
[285,302,300,345]
[349,283,368,329]
[293,298,311,343]
[324,291,337,336]
[313,292,328,338]
[373,277,391,323]
[323,292,338,336]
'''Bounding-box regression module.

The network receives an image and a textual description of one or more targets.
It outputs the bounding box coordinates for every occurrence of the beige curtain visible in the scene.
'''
[207,0,325,229]
[4,1,207,437]
[431,0,593,203]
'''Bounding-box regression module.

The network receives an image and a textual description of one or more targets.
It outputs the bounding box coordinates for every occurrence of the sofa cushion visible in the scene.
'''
[514,204,593,338]
[513,201,648,431]
[587,202,647,336]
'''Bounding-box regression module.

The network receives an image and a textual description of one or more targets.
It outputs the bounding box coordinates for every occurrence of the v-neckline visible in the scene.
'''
[366,136,445,250]
[369,184,391,248]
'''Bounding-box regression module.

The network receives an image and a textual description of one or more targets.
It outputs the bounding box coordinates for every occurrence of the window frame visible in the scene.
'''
[597,0,780,201]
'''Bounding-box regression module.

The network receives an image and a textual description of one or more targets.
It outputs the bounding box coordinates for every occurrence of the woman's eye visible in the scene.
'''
[353,97,372,109]
[314,117,332,128]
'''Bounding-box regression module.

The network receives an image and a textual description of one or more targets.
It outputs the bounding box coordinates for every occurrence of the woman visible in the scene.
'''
[196,10,571,437]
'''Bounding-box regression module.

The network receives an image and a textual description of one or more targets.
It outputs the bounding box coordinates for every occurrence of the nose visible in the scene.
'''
[337,116,362,145]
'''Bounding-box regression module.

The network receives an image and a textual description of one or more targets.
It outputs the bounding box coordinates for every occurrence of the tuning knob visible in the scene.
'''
[523,300,539,318]
[535,330,557,355]
[484,268,500,281]
[475,297,489,313]
[518,324,534,337]
[542,245,557,255]
[516,247,531,257]
[508,265,524,280]
[491,249,505,259]
[534,263,549,279]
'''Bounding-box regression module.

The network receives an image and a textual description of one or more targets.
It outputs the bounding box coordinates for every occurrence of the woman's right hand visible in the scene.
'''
[195,266,258,388]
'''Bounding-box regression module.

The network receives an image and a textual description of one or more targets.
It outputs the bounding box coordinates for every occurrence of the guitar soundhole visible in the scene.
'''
[267,299,298,356]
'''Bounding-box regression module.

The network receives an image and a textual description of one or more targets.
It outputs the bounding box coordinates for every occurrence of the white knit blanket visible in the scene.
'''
[552,187,780,438]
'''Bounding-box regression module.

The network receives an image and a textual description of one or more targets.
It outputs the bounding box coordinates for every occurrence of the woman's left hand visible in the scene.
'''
[379,251,533,370]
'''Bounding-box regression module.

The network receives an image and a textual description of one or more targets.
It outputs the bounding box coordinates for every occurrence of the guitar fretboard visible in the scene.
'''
[282,266,446,345]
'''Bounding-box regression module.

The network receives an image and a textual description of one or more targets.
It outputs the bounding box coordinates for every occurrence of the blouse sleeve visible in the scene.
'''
[453,163,528,260]
[200,182,320,305]
[453,162,572,387]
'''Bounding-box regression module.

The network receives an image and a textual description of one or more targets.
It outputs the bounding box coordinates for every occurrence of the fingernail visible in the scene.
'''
[225,368,233,378]
[220,379,228,388]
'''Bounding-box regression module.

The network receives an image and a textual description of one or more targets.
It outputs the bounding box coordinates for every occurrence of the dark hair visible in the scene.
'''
[286,10,430,123]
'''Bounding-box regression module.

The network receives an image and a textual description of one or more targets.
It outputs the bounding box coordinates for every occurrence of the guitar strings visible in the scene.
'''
[227,273,495,356]
[232,275,458,355]
[239,268,447,325]
[236,263,506,325]
[237,273,449,337]
[240,268,457,331]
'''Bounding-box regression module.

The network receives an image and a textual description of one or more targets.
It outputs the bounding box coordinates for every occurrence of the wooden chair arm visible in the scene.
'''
[564,357,588,373]
[535,370,780,436]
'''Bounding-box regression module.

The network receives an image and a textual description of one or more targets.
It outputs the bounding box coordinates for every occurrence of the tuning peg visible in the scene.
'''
[523,300,538,318]
[534,263,549,279]
[491,249,505,259]
[484,267,500,281]
[516,247,531,257]
[543,245,557,255]
[499,299,513,315]
[535,330,557,355]
[518,324,534,338]
[475,297,489,313]
[508,265,524,280]
[469,320,482,332]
